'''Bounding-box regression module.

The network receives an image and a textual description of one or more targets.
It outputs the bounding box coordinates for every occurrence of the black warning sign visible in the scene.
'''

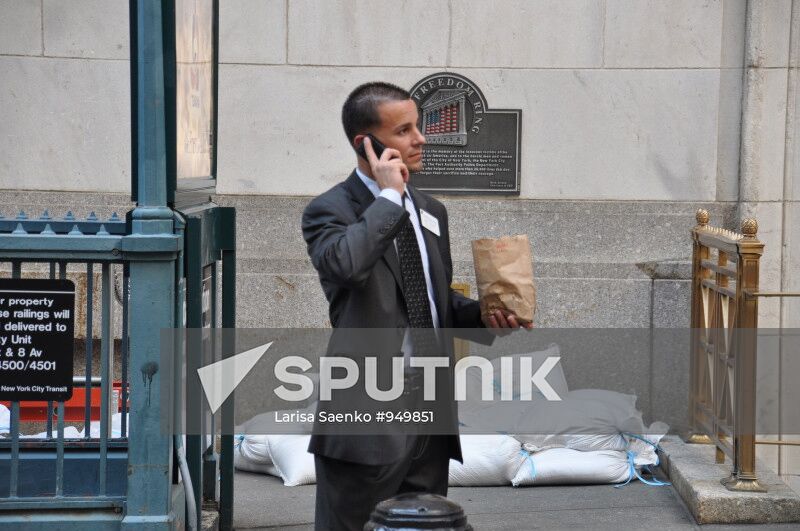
[0,278,75,401]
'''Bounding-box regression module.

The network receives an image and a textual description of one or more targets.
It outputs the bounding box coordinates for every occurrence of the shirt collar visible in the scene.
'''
[355,167,381,198]
[354,167,414,206]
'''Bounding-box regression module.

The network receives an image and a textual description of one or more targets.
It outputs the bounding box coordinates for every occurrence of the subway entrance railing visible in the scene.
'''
[0,206,237,530]
[0,209,187,530]
[0,0,233,528]
[0,212,130,512]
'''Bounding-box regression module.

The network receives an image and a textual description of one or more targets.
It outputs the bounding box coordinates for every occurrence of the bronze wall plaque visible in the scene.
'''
[409,73,521,194]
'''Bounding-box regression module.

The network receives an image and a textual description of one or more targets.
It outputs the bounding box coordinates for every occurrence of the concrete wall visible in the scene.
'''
[217,0,737,200]
[1,0,740,201]
[0,0,130,192]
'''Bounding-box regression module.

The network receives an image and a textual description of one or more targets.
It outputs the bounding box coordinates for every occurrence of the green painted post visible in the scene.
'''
[185,216,204,531]
[219,208,236,531]
[122,1,181,529]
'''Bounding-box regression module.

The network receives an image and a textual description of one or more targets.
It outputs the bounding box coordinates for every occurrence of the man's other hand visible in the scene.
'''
[482,309,534,336]
[364,136,408,195]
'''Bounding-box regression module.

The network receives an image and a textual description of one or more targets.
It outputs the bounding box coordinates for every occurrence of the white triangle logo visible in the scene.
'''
[197,341,273,413]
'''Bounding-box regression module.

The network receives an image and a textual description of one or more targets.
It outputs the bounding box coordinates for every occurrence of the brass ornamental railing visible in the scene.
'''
[686,208,766,492]
[685,209,800,491]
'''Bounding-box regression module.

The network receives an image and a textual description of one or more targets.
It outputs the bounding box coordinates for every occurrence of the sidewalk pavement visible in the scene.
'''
[232,470,800,530]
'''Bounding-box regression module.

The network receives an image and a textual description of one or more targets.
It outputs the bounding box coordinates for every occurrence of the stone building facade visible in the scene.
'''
[1,0,798,482]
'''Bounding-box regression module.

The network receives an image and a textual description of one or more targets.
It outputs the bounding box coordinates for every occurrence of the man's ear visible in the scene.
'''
[352,134,365,149]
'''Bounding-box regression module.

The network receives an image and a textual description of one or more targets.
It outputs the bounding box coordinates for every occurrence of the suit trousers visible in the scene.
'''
[313,434,451,531]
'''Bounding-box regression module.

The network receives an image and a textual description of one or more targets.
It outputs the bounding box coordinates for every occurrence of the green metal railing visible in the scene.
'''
[0,216,128,508]
[0,0,235,528]
[0,211,182,529]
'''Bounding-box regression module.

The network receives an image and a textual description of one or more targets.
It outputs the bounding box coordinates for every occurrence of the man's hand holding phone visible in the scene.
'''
[361,135,408,196]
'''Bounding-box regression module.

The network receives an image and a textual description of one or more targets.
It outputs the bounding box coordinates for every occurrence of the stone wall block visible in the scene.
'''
[220,0,286,64]
[745,0,792,68]
[788,69,800,201]
[287,0,449,66]
[467,68,720,200]
[740,68,789,202]
[782,202,800,328]
[216,64,439,196]
[43,0,128,59]
[604,0,723,68]
[449,0,603,68]
[0,57,130,192]
[738,201,783,327]
[721,0,747,69]
[0,0,42,55]
[716,68,745,201]
[218,65,722,200]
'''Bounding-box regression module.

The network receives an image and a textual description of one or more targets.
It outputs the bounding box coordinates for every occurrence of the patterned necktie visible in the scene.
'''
[396,194,437,355]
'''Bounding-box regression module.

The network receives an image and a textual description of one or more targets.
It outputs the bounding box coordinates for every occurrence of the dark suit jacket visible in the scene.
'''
[302,170,489,466]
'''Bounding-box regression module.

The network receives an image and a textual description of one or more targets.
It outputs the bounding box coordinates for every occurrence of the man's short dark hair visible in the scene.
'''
[342,82,412,145]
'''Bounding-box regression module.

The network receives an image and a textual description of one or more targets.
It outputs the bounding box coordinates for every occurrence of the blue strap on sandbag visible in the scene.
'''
[623,432,663,466]
[615,449,670,488]
[519,449,537,480]
[235,434,245,449]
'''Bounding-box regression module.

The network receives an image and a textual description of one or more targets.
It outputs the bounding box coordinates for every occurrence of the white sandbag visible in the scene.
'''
[238,434,273,465]
[458,343,568,408]
[267,434,316,486]
[233,409,315,484]
[448,435,520,486]
[511,448,630,486]
[20,426,83,439]
[236,405,315,436]
[0,403,9,435]
[233,435,280,476]
[82,412,123,438]
[457,396,531,435]
[513,389,647,451]
[518,433,628,453]
[457,345,569,435]
[626,421,669,467]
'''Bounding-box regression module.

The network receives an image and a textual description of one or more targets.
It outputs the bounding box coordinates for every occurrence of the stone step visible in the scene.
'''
[658,435,800,524]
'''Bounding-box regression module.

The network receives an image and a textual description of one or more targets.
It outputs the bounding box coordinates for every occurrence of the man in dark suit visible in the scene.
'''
[302,81,529,531]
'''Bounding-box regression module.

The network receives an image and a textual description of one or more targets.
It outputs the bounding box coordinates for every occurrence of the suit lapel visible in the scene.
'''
[344,171,404,292]
[408,187,448,328]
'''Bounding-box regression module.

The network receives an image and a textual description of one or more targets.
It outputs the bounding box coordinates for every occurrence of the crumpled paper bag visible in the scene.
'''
[471,234,537,324]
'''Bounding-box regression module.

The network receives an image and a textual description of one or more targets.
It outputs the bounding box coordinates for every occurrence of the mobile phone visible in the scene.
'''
[355,133,387,161]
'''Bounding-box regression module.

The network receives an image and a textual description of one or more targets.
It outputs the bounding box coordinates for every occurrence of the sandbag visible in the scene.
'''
[231,431,315,486]
[625,421,669,467]
[448,435,521,486]
[511,448,630,486]
[19,426,83,439]
[236,405,315,436]
[512,389,647,451]
[0,403,9,435]
[82,412,123,438]
[266,434,316,486]
[458,343,567,406]
[238,433,273,465]
[234,435,280,476]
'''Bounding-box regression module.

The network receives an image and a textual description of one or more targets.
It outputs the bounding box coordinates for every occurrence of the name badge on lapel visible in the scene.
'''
[420,209,440,237]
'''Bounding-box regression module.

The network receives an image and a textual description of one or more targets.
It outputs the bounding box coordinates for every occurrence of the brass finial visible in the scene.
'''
[742,218,758,238]
[696,208,710,226]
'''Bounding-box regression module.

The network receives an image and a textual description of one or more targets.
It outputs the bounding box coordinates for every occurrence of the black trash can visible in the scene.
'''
[363,492,473,530]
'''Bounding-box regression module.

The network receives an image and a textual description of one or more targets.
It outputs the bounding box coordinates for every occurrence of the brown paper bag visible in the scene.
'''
[471,234,537,324]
